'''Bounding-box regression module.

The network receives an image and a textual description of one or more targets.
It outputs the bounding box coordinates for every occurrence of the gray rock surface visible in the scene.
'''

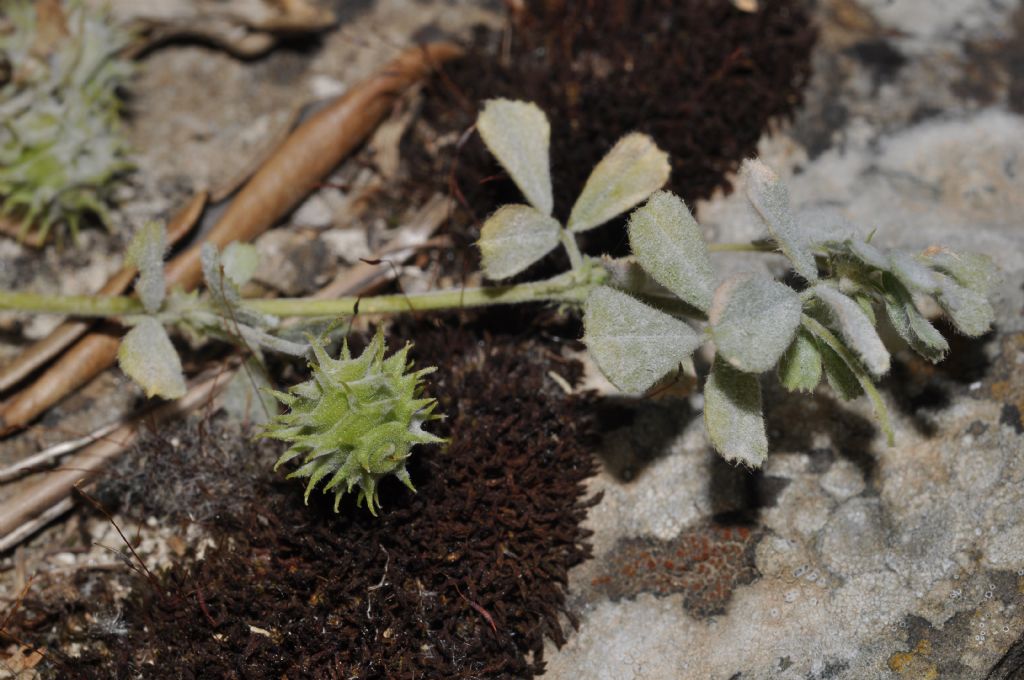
[545,0,1024,677]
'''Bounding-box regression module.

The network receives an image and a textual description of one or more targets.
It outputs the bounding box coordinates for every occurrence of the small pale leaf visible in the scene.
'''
[881,273,948,363]
[583,286,700,394]
[477,99,553,215]
[815,336,863,400]
[627,191,715,311]
[477,204,561,279]
[567,133,670,233]
[795,207,859,246]
[889,250,939,294]
[777,329,822,393]
[125,220,167,314]
[708,273,802,373]
[811,285,890,376]
[846,239,888,270]
[740,159,819,282]
[117,317,186,400]
[935,274,994,337]
[923,249,999,296]
[222,242,259,287]
[704,356,767,468]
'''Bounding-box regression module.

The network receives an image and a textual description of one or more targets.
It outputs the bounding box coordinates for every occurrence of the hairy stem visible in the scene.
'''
[560,229,585,270]
[0,268,608,321]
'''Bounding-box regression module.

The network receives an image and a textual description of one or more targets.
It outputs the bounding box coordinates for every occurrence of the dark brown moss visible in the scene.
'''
[405,0,816,266]
[19,318,600,679]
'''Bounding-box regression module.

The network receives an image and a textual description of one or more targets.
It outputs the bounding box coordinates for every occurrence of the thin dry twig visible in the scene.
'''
[0,42,462,435]
[0,420,123,483]
[0,368,234,545]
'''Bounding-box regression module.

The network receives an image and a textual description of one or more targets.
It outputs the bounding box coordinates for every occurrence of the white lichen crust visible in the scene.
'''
[264,330,443,515]
[0,0,133,241]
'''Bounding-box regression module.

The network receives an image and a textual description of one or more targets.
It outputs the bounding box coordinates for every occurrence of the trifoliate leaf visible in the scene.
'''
[881,273,948,363]
[117,317,186,400]
[567,133,670,233]
[583,286,700,394]
[740,159,819,283]
[477,99,553,215]
[777,329,822,393]
[811,285,890,376]
[222,241,259,287]
[704,356,767,468]
[477,204,562,280]
[889,249,939,294]
[922,249,999,296]
[934,274,994,337]
[627,191,715,312]
[708,273,802,373]
[125,220,167,314]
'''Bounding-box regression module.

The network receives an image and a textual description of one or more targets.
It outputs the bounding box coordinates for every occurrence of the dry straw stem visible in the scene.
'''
[0,192,208,394]
[0,43,461,434]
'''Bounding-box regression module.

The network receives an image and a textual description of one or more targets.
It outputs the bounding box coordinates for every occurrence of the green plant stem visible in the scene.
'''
[0,289,144,317]
[0,268,607,320]
[0,241,777,320]
[249,269,600,318]
[560,229,585,270]
[801,314,895,446]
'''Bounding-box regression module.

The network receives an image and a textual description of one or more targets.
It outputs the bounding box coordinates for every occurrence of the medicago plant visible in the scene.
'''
[0,98,999,509]
[0,0,134,243]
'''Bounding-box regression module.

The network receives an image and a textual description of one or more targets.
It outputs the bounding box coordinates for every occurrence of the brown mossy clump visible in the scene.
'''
[406,0,816,264]
[23,319,600,679]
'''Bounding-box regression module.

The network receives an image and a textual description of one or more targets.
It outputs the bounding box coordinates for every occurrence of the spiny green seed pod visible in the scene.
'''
[0,0,133,243]
[263,329,444,515]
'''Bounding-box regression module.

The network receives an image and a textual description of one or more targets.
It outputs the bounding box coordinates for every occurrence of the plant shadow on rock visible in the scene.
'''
[405,0,816,275]
[884,322,996,437]
[17,316,602,680]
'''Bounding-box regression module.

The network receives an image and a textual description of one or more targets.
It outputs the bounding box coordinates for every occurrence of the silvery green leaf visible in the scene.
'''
[117,317,186,400]
[627,191,715,312]
[740,159,818,282]
[222,241,259,287]
[708,273,802,373]
[777,329,822,393]
[935,274,994,337]
[846,239,888,270]
[125,220,167,314]
[236,324,310,357]
[854,293,876,325]
[201,243,272,328]
[881,273,948,363]
[477,99,553,215]
[889,249,938,294]
[704,356,767,468]
[567,133,670,233]
[923,249,999,296]
[815,336,863,400]
[811,285,890,376]
[583,286,700,394]
[477,204,562,280]
[795,206,859,246]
